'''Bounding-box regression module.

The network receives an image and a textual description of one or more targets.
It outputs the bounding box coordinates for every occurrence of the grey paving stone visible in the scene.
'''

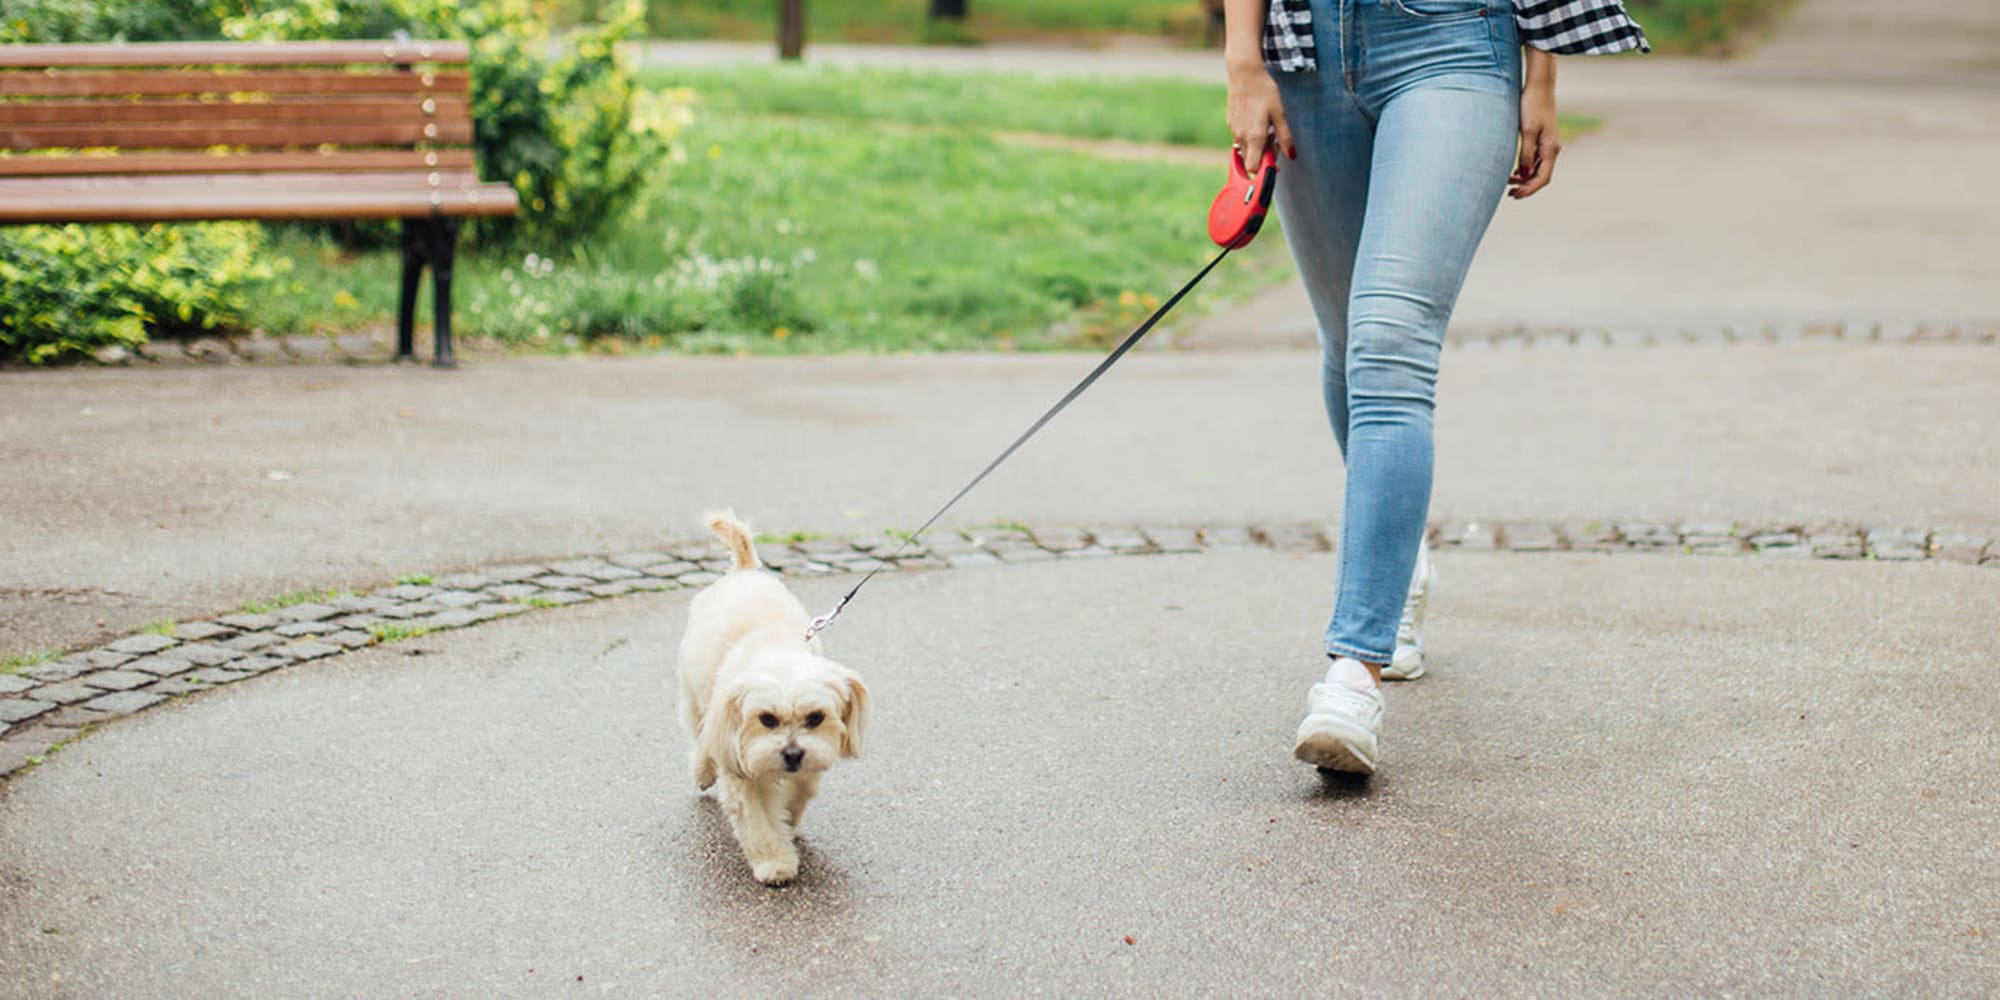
[0,699,57,724]
[483,584,543,601]
[147,676,214,696]
[1756,543,1813,559]
[1091,529,1154,552]
[981,542,1055,564]
[78,670,155,691]
[274,641,342,662]
[376,602,442,620]
[402,609,479,630]
[22,661,88,683]
[924,536,987,557]
[84,691,166,715]
[1503,523,1562,552]
[471,603,532,619]
[1031,528,1090,551]
[1560,521,1624,552]
[42,706,113,729]
[328,595,398,614]
[641,561,700,578]
[1058,546,1118,560]
[531,591,592,606]
[1933,535,1991,564]
[1866,529,1930,561]
[120,655,194,677]
[322,630,373,650]
[276,602,338,623]
[233,337,287,361]
[671,542,727,562]
[795,539,856,558]
[758,547,807,569]
[585,581,638,598]
[428,590,485,609]
[531,575,597,590]
[1144,527,1204,553]
[28,683,100,705]
[1683,522,1739,541]
[219,612,280,631]
[550,560,643,582]
[332,614,385,630]
[0,676,34,695]
[1809,531,1865,559]
[179,666,255,685]
[170,643,241,667]
[942,551,1002,569]
[433,573,493,591]
[676,572,720,587]
[1457,522,1500,551]
[275,621,338,638]
[377,584,438,601]
[170,621,236,642]
[1619,523,1680,547]
[225,631,282,652]
[891,554,954,570]
[620,577,672,592]
[229,655,287,675]
[1747,530,1805,550]
[105,633,177,655]
[484,564,552,583]
[608,552,674,569]
[1689,540,1747,556]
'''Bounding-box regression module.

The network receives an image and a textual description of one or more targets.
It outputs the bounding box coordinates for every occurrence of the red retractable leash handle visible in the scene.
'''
[1208,145,1279,249]
[805,146,1280,641]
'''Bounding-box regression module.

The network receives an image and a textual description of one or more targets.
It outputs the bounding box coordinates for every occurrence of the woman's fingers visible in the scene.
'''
[1272,105,1297,161]
[1509,124,1560,198]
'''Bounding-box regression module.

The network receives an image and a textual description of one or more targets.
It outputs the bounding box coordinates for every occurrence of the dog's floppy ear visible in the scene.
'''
[835,667,869,759]
[698,681,750,780]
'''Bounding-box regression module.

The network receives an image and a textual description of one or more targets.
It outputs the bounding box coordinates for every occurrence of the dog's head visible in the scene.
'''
[701,650,868,781]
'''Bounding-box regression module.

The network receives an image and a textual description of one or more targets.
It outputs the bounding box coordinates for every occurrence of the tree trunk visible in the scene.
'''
[930,0,967,20]
[778,0,805,60]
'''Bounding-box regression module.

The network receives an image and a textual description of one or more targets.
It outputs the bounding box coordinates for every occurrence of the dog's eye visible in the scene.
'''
[805,711,825,728]
[758,712,780,729]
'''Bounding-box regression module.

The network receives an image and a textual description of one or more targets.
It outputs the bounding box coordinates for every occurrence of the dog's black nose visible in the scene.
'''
[782,746,805,771]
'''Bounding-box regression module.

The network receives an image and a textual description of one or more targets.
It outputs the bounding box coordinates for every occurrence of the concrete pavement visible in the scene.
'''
[3,552,1996,994]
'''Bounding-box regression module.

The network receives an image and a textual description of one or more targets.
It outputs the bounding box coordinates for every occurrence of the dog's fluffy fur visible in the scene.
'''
[679,511,868,885]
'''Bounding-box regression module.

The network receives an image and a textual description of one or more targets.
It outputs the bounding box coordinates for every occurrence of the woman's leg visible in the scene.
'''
[1322,75,1519,664]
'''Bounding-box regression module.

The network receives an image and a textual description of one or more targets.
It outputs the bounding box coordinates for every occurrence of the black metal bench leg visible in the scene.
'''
[396,218,426,363]
[427,217,462,369]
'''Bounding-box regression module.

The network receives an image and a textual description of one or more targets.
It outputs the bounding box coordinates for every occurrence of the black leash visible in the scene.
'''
[804,244,1235,641]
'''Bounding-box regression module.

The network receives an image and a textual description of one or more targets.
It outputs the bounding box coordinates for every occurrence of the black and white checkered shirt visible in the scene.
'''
[1262,0,1650,72]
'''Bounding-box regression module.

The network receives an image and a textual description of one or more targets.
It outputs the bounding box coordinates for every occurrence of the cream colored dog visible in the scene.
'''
[679,511,869,886]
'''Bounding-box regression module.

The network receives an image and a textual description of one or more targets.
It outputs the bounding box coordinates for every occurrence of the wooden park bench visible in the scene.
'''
[0,40,519,367]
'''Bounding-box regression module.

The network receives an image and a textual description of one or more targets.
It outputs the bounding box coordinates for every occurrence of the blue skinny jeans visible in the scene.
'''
[1272,0,1522,663]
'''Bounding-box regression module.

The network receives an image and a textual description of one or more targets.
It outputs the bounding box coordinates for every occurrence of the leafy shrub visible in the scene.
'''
[223,0,678,247]
[0,224,284,364]
[0,0,226,43]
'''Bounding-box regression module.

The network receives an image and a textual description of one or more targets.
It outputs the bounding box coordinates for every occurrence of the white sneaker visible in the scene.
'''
[1292,674,1384,775]
[1382,540,1434,681]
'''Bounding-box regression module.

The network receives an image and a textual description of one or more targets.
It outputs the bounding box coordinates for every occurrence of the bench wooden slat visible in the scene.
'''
[0,41,470,69]
[0,171,518,224]
[0,95,470,126]
[0,69,471,99]
[2,118,475,151]
[0,149,477,178]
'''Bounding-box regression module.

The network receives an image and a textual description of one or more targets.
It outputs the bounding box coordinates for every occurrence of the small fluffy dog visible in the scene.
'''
[679,511,869,885]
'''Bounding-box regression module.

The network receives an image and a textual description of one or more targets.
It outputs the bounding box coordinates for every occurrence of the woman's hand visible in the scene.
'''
[1227,59,1294,171]
[1510,48,1560,198]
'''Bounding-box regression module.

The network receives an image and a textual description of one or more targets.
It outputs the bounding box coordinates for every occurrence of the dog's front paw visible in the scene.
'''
[750,854,799,886]
[692,752,717,791]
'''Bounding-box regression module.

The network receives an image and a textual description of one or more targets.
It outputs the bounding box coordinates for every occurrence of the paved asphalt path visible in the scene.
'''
[3,1,1998,995]
[4,551,1996,995]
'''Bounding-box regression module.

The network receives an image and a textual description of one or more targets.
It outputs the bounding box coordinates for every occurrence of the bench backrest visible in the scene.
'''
[0,40,478,179]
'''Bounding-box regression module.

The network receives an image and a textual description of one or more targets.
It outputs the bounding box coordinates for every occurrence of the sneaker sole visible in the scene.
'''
[1382,652,1425,682]
[1293,726,1376,775]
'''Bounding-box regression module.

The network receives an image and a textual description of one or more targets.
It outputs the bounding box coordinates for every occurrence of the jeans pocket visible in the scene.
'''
[1386,0,1487,20]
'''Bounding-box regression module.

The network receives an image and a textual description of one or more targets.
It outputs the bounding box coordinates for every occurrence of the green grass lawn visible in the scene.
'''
[637,63,1229,146]
[646,0,1206,43]
[647,0,1792,52]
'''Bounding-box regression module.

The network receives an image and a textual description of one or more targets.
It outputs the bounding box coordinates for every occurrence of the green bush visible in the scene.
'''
[223,0,677,247]
[0,0,227,43]
[0,224,284,364]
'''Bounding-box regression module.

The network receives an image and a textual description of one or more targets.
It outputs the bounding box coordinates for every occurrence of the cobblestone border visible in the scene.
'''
[6,317,1996,370]
[1443,320,2000,350]
[2,518,1992,779]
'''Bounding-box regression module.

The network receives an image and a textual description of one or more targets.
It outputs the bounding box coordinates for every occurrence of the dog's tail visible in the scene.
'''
[705,510,761,571]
